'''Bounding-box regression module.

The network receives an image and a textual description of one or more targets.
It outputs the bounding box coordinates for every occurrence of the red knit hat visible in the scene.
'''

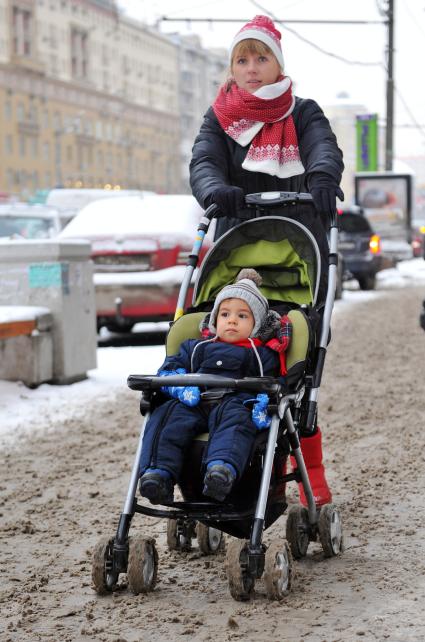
[230,15,284,69]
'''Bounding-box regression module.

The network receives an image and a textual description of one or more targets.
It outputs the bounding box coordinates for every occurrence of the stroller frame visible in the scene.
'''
[92,192,343,601]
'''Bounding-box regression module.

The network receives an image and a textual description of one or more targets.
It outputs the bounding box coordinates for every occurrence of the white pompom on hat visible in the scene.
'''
[229,15,284,70]
[208,268,269,337]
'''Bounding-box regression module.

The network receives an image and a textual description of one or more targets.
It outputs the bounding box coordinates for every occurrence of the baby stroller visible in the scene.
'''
[91,192,343,601]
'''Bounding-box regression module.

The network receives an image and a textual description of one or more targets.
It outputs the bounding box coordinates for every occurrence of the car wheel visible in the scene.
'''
[357,274,376,290]
[105,322,135,334]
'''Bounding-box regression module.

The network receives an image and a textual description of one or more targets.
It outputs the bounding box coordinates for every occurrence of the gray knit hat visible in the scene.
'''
[208,268,269,337]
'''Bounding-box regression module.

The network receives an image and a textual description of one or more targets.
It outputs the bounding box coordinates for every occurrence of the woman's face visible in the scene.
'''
[231,46,281,93]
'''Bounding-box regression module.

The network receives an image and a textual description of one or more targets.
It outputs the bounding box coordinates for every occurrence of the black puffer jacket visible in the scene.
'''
[190,97,344,239]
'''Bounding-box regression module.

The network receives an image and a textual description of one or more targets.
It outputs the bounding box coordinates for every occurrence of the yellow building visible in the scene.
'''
[0,0,182,198]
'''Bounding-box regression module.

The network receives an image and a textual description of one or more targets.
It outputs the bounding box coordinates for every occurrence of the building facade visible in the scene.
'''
[324,99,371,205]
[172,34,227,188]
[0,0,226,199]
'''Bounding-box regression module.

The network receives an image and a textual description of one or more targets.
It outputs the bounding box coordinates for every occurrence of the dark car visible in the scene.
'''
[337,206,382,290]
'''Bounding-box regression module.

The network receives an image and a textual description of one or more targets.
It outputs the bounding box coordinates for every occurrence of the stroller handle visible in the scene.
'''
[209,191,318,221]
[127,373,281,394]
[203,202,250,221]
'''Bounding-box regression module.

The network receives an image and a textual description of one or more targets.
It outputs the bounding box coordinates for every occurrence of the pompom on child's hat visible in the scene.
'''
[230,15,284,70]
[208,268,269,337]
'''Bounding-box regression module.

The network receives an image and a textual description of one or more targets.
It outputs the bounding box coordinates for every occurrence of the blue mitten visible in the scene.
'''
[159,368,200,407]
[252,393,272,429]
[177,386,201,407]
[159,368,186,397]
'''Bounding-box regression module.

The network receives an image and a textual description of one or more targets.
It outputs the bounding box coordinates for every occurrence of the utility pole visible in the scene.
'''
[384,0,395,171]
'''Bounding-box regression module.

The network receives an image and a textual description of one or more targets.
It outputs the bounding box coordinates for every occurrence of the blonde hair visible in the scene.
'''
[231,39,282,71]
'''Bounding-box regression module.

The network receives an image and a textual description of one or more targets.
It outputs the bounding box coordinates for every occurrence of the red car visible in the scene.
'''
[60,194,213,332]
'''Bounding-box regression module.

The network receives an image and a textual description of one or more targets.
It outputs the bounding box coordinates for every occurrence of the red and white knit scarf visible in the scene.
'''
[213,76,304,179]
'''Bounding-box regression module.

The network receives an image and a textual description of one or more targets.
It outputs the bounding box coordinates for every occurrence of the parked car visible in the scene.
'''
[0,203,63,240]
[411,217,425,258]
[337,206,383,290]
[45,188,155,227]
[59,194,212,332]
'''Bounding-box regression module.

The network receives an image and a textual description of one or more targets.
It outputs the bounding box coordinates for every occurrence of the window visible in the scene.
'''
[5,135,13,154]
[4,101,12,120]
[53,111,61,132]
[16,102,25,121]
[29,103,38,124]
[71,27,88,79]
[30,137,38,158]
[12,5,33,57]
[6,169,15,189]
[19,134,26,157]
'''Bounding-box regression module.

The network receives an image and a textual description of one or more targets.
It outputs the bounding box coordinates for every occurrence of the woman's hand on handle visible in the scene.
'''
[310,185,344,218]
[211,186,245,217]
[309,172,344,229]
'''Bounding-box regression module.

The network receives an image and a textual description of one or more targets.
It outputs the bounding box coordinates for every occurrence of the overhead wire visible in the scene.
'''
[375,0,387,17]
[393,85,425,140]
[249,0,384,66]
[249,0,425,140]
[390,0,425,139]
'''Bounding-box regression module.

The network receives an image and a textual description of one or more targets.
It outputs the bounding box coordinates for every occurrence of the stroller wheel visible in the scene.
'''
[196,523,223,555]
[318,503,343,558]
[91,536,117,594]
[286,505,310,559]
[127,536,158,595]
[166,518,193,552]
[226,539,255,601]
[264,540,293,601]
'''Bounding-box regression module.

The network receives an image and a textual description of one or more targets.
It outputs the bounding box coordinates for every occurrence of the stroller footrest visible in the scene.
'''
[134,500,255,522]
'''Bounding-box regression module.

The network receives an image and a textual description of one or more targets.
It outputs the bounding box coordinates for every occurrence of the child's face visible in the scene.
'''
[216,298,255,343]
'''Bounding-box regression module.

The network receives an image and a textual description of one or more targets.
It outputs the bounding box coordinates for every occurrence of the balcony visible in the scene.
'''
[10,54,44,74]
[17,119,40,135]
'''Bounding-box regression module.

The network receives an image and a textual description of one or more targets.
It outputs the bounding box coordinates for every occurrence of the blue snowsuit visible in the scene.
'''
[139,337,280,481]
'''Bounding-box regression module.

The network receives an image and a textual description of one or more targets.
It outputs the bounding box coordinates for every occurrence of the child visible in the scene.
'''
[138,268,292,503]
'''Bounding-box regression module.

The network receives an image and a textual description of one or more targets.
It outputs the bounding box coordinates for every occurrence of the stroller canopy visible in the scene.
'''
[193,216,322,308]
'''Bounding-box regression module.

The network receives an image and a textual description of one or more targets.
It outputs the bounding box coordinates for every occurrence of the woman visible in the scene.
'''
[190,14,344,240]
[189,15,343,508]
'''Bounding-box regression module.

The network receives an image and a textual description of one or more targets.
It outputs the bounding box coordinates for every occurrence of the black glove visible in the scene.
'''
[310,185,344,218]
[210,186,245,217]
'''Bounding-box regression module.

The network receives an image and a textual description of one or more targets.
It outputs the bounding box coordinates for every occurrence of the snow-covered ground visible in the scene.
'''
[1,258,424,447]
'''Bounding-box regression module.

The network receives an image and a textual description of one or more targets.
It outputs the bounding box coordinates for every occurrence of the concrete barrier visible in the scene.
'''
[0,306,53,387]
[0,240,97,384]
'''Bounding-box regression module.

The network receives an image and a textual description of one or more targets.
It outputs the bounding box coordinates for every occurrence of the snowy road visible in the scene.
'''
[1,259,425,642]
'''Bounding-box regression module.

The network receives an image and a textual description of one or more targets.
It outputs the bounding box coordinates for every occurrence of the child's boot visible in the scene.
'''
[203,461,236,502]
[290,428,332,507]
[139,468,174,504]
